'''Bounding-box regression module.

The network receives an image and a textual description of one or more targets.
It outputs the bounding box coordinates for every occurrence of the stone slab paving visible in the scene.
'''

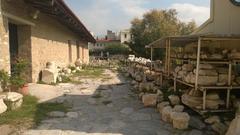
[23,69,210,135]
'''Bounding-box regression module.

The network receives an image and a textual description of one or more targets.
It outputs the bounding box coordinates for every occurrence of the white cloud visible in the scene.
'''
[72,1,210,36]
[110,0,147,17]
[169,3,210,25]
[75,0,148,36]
[76,1,112,36]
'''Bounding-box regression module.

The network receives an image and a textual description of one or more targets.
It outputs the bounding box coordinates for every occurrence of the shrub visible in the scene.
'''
[104,43,130,55]
[10,58,29,89]
[0,70,10,90]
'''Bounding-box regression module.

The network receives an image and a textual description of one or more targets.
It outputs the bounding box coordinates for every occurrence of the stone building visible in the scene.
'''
[0,0,95,82]
[120,29,132,44]
[89,39,121,51]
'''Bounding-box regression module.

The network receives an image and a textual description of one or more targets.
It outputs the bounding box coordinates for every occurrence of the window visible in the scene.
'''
[124,34,127,38]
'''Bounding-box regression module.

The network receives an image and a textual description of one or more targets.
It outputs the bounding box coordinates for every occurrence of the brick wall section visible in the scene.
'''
[31,13,88,82]
[1,0,90,82]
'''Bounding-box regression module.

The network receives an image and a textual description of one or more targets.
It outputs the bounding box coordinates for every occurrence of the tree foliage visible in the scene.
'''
[105,43,130,55]
[90,43,130,56]
[130,9,197,58]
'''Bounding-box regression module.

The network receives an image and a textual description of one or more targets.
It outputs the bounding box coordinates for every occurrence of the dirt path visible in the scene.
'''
[23,69,200,135]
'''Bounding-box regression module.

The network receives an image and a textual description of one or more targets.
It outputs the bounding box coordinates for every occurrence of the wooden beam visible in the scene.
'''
[151,47,153,71]
[195,37,201,90]
[2,12,35,26]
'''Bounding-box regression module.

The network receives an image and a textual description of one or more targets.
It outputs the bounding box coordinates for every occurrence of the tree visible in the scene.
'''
[129,9,197,58]
[104,43,130,55]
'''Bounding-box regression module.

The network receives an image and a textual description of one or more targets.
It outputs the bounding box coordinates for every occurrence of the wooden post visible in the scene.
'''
[174,75,177,92]
[227,89,231,109]
[160,73,163,86]
[165,40,168,74]
[228,63,232,85]
[195,37,201,91]
[168,38,171,76]
[203,89,206,110]
[151,47,153,71]
[226,63,232,109]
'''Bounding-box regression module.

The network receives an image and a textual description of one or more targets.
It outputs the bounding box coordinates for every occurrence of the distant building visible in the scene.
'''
[89,30,121,51]
[89,39,120,51]
[120,29,132,44]
[107,30,117,40]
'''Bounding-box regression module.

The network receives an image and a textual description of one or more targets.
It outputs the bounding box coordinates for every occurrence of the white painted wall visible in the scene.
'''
[120,29,132,43]
[194,0,240,35]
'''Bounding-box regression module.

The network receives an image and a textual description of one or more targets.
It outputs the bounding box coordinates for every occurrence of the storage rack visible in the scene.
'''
[146,34,240,114]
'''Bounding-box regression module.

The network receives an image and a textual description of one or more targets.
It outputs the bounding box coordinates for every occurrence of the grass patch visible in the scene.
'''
[0,95,70,127]
[0,96,38,125]
[73,67,104,78]
[35,102,70,124]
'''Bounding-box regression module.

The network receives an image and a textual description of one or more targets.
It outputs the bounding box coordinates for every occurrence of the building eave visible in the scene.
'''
[24,0,96,43]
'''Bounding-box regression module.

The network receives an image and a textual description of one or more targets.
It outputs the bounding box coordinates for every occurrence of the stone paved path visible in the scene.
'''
[23,70,203,135]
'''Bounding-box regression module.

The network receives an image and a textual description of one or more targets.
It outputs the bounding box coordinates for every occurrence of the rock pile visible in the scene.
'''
[127,55,192,130]
[182,89,225,110]
[41,59,83,84]
[126,55,234,133]
[172,49,240,60]
[174,62,240,86]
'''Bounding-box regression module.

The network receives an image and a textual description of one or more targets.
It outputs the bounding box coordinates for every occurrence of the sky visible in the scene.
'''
[65,0,211,36]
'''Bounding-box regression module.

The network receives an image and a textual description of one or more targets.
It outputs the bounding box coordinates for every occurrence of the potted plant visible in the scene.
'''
[0,70,10,92]
[10,58,29,95]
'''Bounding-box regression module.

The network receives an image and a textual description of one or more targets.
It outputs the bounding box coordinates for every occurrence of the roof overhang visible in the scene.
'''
[24,0,96,43]
[146,34,240,49]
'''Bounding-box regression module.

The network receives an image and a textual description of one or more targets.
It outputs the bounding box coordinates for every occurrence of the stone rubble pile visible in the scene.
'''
[182,89,225,110]
[127,55,191,130]
[41,59,83,84]
[171,49,240,60]
[174,63,234,86]
[126,55,237,134]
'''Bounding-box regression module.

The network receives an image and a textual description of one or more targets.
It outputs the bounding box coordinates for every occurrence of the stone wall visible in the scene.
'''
[30,13,88,82]
[0,0,90,82]
[0,0,10,72]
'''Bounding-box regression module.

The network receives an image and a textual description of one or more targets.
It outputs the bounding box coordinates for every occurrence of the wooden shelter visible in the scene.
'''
[146,34,240,114]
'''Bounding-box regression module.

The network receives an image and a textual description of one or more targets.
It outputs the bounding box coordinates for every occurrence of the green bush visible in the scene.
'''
[104,43,130,55]
[90,43,131,55]
[10,58,29,89]
[0,70,10,90]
